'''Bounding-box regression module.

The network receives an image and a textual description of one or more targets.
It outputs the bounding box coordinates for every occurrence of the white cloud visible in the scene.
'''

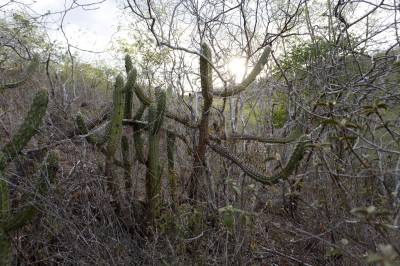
[29,0,124,61]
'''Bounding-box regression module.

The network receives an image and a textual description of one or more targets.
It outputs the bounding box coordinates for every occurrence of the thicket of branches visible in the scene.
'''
[1,0,400,265]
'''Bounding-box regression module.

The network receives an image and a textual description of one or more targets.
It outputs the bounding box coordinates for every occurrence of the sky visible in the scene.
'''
[4,0,126,62]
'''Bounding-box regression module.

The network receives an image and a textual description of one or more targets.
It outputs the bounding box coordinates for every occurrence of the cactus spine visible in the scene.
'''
[146,90,166,221]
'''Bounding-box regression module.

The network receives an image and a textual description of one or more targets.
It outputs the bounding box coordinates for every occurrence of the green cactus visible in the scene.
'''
[124,62,137,119]
[132,105,147,164]
[2,90,48,163]
[121,135,132,192]
[125,54,133,75]
[75,113,106,146]
[0,151,59,266]
[0,55,40,91]
[189,43,214,200]
[213,45,271,97]
[146,91,166,221]
[200,43,213,103]
[209,135,310,185]
[134,84,152,106]
[167,132,177,207]
[105,75,125,197]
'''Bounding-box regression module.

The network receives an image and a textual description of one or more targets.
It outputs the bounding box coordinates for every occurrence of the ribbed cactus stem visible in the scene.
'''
[134,84,152,106]
[0,155,9,221]
[0,154,10,265]
[75,113,105,145]
[125,54,133,75]
[133,104,146,164]
[0,55,39,91]
[105,75,124,197]
[0,89,48,266]
[213,45,271,97]
[209,135,310,185]
[146,92,166,221]
[121,135,132,192]
[200,43,213,103]
[0,151,58,266]
[146,104,161,220]
[0,228,11,266]
[2,90,48,162]
[167,132,177,206]
[152,90,166,135]
[189,43,213,200]
[124,68,137,119]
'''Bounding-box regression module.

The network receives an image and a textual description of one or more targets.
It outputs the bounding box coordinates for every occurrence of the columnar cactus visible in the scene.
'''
[167,132,177,207]
[105,75,124,198]
[0,151,59,266]
[0,89,53,266]
[146,90,166,221]
[124,56,137,119]
[2,90,48,162]
[189,43,214,200]
[132,104,147,164]
[122,55,137,196]
[121,135,132,191]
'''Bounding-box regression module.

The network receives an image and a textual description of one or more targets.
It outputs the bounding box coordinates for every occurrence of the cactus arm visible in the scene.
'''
[75,114,125,167]
[1,90,48,163]
[220,127,302,144]
[0,151,58,266]
[0,55,39,92]
[124,68,137,119]
[208,135,309,185]
[166,110,198,129]
[2,151,59,233]
[75,113,106,145]
[0,89,48,266]
[213,45,271,97]
[125,54,133,75]
[134,84,152,106]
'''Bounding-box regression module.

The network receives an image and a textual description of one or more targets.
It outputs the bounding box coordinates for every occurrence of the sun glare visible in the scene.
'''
[227,57,247,83]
